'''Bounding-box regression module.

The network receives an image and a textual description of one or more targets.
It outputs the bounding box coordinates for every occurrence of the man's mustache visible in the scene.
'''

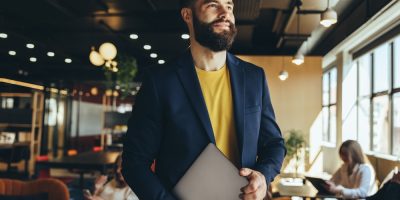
[211,18,235,27]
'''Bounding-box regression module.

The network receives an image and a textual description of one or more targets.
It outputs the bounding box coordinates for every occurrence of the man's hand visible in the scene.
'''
[239,168,267,200]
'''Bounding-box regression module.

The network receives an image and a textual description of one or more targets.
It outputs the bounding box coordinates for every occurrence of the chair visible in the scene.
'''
[0,178,69,200]
[380,166,399,188]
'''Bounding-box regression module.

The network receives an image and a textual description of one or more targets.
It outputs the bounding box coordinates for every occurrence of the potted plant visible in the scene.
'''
[104,55,138,98]
[284,129,306,175]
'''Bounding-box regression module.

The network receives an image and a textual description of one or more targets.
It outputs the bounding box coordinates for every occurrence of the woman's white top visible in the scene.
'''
[330,163,378,199]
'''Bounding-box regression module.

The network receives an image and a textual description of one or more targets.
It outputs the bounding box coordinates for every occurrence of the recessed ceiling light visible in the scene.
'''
[130,34,139,39]
[65,58,72,63]
[181,34,190,39]
[29,57,37,62]
[150,53,157,58]
[158,59,165,64]
[143,45,151,50]
[0,33,7,39]
[47,52,55,57]
[26,43,35,49]
[8,51,16,56]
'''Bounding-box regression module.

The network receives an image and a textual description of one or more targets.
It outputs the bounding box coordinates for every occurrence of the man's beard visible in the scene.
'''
[192,13,237,52]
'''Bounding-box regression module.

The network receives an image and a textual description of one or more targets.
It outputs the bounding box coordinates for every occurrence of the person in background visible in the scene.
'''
[84,154,138,200]
[325,140,377,199]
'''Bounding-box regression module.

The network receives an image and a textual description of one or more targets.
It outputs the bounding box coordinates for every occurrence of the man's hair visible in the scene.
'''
[179,0,196,10]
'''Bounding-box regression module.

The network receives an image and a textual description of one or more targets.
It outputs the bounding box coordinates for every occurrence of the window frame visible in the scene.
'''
[352,37,400,157]
[322,67,337,145]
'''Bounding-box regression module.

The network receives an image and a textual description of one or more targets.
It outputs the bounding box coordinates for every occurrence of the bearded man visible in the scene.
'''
[122,0,286,199]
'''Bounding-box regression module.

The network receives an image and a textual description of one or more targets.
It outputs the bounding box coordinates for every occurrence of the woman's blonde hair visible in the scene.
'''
[339,140,366,165]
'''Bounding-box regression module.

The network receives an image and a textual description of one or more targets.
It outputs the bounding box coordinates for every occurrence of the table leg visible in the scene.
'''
[79,172,84,188]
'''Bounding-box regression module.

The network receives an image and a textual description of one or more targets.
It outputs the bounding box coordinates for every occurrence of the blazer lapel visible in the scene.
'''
[226,53,245,167]
[176,51,216,144]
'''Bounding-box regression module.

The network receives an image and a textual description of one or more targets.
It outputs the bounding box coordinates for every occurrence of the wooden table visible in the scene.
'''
[277,179,343,200]
[36,151,120,187]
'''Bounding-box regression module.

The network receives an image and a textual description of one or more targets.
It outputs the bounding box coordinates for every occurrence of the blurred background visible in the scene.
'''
[0,0,399,199]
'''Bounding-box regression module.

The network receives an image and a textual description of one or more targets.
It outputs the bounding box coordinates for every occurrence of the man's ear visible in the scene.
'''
[181,8,192,24]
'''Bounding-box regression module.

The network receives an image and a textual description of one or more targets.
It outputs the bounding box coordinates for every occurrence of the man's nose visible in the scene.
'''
[217,6,229,20]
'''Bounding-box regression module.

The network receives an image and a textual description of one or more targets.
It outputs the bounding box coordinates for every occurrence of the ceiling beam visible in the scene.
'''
[275,0,298,48]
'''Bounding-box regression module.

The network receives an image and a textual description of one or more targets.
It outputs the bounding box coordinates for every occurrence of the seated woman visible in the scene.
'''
[325,140,377,199]
[367,171,400,200]
[84,154,139,200]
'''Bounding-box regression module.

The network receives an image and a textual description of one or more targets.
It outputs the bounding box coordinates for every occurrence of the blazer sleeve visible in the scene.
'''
[254,68,286,185]
[122,70,176,200]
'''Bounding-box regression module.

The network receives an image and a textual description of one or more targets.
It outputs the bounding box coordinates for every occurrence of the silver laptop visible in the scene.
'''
[173,143,248,200]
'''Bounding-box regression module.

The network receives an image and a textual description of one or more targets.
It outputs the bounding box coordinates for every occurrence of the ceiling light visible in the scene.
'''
[29,57,37,62]
[113,91,119,97]
[26,43,35,49]
[143,45,151,50]
[150,53,157,58]
[292,52,304,66]
[278,70,289,81]
[320,8,337,27]
[181,34,190,39]
[320,0,337,28]
[47,52,55,57]
[65,58,72,63]
[0,33,7,39]
[130,34,139,39]
[105,89,112,96]
[8,51,16,56]
[99,42,117,60]
[90,87,98,96]
[158,59,165,64]
[292,2,304,66]
[89,47,105,66]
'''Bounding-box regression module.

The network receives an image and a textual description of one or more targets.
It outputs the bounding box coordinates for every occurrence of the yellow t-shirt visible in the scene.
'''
[195,64,239,166]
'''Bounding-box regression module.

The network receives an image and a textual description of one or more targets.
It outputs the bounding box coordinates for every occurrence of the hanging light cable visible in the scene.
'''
[292,1,305,66]
[279,57,289,81]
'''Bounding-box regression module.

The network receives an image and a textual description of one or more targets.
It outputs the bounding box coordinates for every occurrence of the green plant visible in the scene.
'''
[104,55,138,98]
[285,129,306,173]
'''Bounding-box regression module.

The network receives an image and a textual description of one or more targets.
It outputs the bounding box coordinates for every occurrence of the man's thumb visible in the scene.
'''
[239,168,252,176]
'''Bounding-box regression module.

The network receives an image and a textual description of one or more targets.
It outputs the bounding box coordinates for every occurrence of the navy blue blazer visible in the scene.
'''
[122,51,286,200]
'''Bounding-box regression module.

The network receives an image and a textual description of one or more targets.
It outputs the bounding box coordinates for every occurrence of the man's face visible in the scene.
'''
[191,0,237,52]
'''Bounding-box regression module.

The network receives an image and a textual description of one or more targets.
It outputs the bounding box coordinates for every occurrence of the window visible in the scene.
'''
[1,98,14,109]
[330,69,337,104]
[322,68,337,144]
[351,36,400,156]
[373,44,389,93]
[372,96,390,154]
[343,63,358,141]
[393,93,400,157]
[395,37,400,89]
[357,55,372,150]
[359,55,371,97]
